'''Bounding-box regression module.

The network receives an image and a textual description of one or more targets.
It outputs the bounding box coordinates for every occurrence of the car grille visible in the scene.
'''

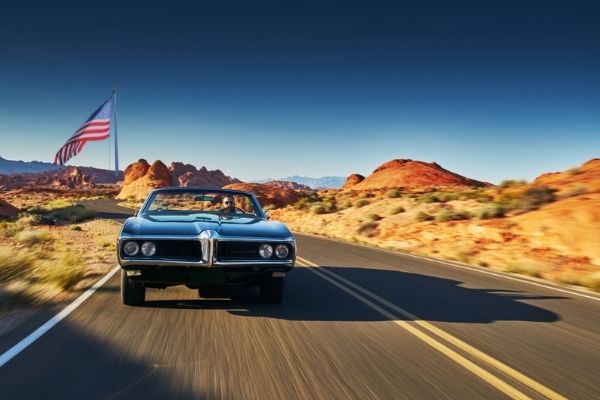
[154,240,202,261]
[216,241,293,261]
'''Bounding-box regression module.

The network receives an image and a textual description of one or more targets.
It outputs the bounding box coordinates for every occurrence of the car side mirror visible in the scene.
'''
[265,211,271,220]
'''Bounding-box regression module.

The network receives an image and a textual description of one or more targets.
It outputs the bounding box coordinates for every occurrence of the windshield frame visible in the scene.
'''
[139,189,266,219]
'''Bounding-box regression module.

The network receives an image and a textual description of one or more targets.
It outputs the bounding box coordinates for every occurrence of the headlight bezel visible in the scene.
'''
[258,243,274,258]
[123,241,140,256]
[274,244,289,259]
[141,241,157,257]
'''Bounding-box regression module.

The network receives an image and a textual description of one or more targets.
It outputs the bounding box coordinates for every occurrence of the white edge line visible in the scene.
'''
[0,265,121,368]
[295,232,600,303]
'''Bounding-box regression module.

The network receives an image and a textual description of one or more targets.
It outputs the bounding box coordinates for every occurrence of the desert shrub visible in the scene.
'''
[292,198,310,210]
[0,221,24,237]
[435,209,472,222]
[354,199,370,208]
[386,189,402,198]
[15,230,52,246]
[53,206,97,223]
[343,199,353,208]
[390,206,405,215]
[357,222,379,237]
[459,189,493,202]
[311,204,327,214]
[563,184,588,198]
[503,262,543,278]
[29,203,96,224]
[517,187,556,211]
[580,272,600,292]
[415,211,434,222]
[477,204,506,219]
[70,225,83,231]
[417,193,441,203]
[40,253,85,290]
[496,185,556,213]
[367,213,382,221]
[499,179,527,188]
[0,246,34,282]
[44,199,73,210]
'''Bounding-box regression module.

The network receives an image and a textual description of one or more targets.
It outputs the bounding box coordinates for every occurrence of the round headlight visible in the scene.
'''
[123,241,139,256]
[275,244,289,259]
[258,244,273,258]
[141,241,157,257]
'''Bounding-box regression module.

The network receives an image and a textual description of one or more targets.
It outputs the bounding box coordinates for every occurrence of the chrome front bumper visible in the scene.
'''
[117,231,296,268]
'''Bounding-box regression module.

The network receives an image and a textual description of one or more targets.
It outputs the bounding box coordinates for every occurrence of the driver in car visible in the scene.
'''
[220,195,239,214]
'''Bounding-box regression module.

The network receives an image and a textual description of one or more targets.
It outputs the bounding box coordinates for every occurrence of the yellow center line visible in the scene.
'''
[296,256,566,400]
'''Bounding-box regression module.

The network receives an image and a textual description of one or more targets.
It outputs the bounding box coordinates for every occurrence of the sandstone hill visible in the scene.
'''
[348,159,489,190]
[534,158,600,194]
[342,174,365,190]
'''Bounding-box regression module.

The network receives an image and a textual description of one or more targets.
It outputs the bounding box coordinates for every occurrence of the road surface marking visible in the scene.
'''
[296,233,600,303]
[0,265,121,368]
[297,257,567,400]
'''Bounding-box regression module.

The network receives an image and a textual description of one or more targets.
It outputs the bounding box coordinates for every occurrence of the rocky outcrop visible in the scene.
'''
[352,159,489,190]
[117,160,173,200]
[222,182,300,208]
[122,159,150,184]
[342,174,365,190]
[169,162,240,188]
[0,198,19,217]
[260,180,313,191]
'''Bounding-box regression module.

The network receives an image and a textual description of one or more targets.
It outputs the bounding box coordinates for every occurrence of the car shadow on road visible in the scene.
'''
[143,266,564,323]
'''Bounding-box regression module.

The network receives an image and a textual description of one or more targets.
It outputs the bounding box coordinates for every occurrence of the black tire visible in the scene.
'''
[260,278,285,303]
[121,270,145,306]
[197,285,227,298]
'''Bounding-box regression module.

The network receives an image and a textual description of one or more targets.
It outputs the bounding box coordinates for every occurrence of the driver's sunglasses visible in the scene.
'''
[224,201,233,205]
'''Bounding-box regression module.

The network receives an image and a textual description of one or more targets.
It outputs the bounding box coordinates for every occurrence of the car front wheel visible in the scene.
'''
[260,278,285,303]
[121,270,145,306]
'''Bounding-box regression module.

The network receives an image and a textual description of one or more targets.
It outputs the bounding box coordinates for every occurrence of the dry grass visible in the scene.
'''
[0,217,121,307]
[0,246,34,282]
[271,187,600,292]
[15,229,52,245]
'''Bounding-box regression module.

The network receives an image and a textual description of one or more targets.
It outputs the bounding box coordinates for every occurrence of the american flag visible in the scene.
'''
[53,97,113,165]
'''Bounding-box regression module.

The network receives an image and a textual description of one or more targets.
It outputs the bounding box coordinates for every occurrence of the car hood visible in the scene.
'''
[121,215,293,239]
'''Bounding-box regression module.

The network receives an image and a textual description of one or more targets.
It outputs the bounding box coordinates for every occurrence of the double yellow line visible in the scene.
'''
[296,256,566,400]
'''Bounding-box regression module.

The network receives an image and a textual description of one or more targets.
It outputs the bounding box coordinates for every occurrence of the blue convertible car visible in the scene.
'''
[117,188,296,305]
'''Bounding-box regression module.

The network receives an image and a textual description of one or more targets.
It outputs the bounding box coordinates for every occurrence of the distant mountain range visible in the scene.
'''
[0,156,60,175]
[253,175,346,189]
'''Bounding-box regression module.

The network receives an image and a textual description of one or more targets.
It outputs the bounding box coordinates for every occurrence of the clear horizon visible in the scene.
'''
[1,1,598,184]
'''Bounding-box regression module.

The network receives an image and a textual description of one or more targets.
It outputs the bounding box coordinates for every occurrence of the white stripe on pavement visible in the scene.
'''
[0,265,121,368]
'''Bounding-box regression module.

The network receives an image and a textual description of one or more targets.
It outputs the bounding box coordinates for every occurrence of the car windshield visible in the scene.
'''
[145,190,261,217]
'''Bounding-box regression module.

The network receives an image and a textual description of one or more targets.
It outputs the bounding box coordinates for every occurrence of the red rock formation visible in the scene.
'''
[223,182,300,208]
[352,159,488,190]
[342,174,365,190]
[0,198,19,217]
[117,160,173,200]
[0,166,120,191]
[169,162,240,188]
[123,159,150,184]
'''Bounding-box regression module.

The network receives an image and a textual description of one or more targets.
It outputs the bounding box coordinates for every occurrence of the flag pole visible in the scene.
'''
[112,86,119,177]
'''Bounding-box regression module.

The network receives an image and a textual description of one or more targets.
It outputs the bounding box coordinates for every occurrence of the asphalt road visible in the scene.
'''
[1,199,599,399]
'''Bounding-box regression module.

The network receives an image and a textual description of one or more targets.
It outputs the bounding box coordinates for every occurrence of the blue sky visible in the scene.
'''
[0,1,598,183]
